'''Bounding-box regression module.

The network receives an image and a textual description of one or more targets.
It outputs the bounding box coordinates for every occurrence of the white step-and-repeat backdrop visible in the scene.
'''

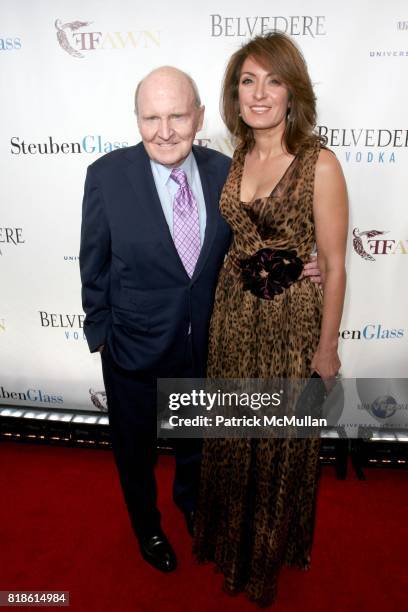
[1,1,407,418]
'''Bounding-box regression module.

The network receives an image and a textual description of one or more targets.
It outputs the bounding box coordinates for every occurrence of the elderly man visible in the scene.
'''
[80,66,320,573]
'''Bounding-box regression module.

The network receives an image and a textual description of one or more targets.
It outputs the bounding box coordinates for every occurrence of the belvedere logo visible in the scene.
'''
[210,14,326,37]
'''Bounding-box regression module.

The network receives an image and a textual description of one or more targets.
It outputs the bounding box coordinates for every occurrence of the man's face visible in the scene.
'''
[137,73,204,167]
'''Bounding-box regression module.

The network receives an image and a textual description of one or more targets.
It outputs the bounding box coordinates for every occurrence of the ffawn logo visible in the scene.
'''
[352,228,408,261]
[54,18,160,58]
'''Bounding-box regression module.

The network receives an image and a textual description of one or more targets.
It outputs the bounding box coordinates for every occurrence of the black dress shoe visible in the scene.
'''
[138,531,177,572]
[183,511,195,537]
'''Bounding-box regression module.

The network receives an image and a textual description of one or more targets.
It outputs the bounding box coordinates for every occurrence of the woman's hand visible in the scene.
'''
[300,255,324,285]
[311,346,341,391]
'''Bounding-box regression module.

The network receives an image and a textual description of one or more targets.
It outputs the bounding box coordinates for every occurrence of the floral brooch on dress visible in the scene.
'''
[239,248,303,300]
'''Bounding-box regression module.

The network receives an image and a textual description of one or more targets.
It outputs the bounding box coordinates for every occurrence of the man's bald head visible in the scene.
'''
[134,66,201,115]
[135,65,205,167]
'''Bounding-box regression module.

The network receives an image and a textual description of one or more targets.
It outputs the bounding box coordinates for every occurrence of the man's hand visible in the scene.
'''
[98,344,105,354]
[301,255,323,285]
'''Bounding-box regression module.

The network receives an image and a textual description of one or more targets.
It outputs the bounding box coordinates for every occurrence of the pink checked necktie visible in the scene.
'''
[171,168,201,277]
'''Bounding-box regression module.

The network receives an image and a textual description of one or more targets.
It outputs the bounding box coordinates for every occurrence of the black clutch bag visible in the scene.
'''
[295,371,327,420]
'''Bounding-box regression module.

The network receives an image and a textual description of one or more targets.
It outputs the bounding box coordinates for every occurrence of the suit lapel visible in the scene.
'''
[123,143,221,282]
[191,145,219,281]
[123,144,189,276]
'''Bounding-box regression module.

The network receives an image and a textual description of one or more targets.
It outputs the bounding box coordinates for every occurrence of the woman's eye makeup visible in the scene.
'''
[239,76,282,86]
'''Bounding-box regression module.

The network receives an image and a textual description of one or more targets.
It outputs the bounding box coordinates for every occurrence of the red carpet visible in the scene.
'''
[0,442,406,611]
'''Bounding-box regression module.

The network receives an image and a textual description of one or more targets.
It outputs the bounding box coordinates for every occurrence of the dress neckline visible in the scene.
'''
[238,148,299,205]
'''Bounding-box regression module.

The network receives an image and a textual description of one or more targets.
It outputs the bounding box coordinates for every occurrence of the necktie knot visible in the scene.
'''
[170,167,188,188]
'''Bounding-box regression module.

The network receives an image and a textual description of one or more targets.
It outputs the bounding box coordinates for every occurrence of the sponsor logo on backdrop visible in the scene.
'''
[64,256,79,262]
[352,227,408,260]
[0,227,25,256]
[370,50,408,57]
[317,126,408,163]
[90,389,107,412]
[10,135,128,156]
[210,14,326,37]
[340,324,404,340]
[397,21,408,30]
[0,319,5,333]
[0,385,63,405]
[369,396,399,419]
[0,37,22,51]
[39,311,85,341]
[200,130,407,163]
[356,380,408,428]
[359,395,408,420]
[55,18,160,58]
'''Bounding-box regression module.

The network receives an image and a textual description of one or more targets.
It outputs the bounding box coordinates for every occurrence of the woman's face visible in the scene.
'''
[238,56,290,132]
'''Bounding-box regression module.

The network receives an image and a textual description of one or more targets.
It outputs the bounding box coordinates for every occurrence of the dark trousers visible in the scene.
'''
[101,339,202,539]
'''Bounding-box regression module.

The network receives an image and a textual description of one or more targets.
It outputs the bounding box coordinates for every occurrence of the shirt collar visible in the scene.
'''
[150,150,195,188]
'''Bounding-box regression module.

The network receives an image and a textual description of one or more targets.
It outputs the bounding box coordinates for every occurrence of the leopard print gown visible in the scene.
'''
[193,140,324,607]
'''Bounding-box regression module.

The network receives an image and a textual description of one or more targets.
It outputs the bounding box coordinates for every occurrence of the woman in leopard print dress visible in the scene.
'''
[193,33,348,606]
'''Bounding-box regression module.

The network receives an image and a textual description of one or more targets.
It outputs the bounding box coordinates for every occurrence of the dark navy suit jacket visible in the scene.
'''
[80,142,232,376]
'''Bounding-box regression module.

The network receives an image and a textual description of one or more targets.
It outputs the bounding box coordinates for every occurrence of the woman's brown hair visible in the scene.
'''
[222,31,326,153]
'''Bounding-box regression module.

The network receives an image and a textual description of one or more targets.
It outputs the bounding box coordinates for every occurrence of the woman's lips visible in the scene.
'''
[250,106,271,113]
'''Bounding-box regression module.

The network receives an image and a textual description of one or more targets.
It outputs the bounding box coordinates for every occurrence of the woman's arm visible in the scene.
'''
[311,148,348,379]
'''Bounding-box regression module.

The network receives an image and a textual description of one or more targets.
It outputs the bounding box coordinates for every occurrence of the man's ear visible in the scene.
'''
[197,105,205,132]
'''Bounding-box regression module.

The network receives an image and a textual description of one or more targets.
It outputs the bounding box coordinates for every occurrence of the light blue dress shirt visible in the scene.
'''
[150,151,207,245]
